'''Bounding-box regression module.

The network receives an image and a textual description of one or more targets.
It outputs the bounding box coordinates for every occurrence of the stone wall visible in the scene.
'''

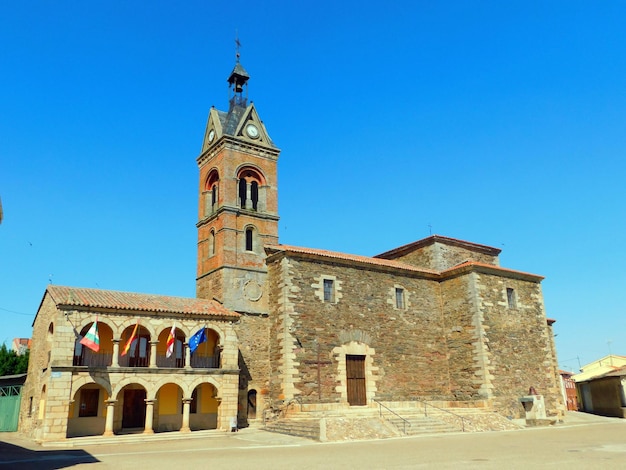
[267,254,452,404]
[395,242,499,271]
[474,273,563,418]
[20,294,59,439]
[265,252,563,419]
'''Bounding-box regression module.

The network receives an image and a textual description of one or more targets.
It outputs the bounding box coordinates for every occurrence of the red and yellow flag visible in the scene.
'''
[121,321,140,356]
[166,324,176,358]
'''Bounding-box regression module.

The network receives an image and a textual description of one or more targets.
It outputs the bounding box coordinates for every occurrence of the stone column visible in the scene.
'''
[103,400,116,436]
[245,182,252,209]
[185,343,192,369]
[144,399,156,434]
[112,340,120,367]
[181,398,192,433]
[149,341,158,368]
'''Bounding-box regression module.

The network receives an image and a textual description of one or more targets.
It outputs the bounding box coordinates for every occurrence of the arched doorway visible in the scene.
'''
[119,385,147,430]
[247,389,257,420]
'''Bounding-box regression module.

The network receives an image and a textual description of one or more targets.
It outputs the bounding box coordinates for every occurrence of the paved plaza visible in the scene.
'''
[2,412,626,469]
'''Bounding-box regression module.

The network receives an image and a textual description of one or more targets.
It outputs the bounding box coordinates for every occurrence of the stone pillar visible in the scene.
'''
[245,182,252,209]
[181,398,192,433]
[144,399,156,434]
[185,343,192,369]
[149,341,158,368]
[112,340,120,367]
[103,400,116,436]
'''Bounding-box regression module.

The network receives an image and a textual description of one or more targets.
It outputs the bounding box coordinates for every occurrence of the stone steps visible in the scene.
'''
[386,415,462,435]
[264,419,320,440]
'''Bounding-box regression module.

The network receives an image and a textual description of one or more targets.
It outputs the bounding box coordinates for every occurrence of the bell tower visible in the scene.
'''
[196,57,280,314]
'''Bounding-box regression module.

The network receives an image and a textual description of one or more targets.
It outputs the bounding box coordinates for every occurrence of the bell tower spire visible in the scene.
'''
[228,35,250,108]
[196,50,280,315]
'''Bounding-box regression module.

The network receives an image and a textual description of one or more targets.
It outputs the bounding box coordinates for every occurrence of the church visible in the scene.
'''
[20,58,564,441]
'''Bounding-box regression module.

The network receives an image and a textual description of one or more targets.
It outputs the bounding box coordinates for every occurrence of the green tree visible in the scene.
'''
[0,343,29,376]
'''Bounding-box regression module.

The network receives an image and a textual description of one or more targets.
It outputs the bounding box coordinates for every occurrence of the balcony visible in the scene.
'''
[73,351,112,367]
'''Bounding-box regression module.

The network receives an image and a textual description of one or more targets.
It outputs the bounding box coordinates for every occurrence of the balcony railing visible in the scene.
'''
[73,351,112,367]
[118,354,149,368]
[190,352,220,369]
[155,355,185,368]
[71,350,221,369]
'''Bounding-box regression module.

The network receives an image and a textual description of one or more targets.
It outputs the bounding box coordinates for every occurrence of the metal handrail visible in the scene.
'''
[283,396,303,416]
[372,399,411,434]
[417,399,468,432]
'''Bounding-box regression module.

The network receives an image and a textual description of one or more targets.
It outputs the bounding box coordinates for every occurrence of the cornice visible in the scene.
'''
[197,136,280,167]
[196,205,280,228]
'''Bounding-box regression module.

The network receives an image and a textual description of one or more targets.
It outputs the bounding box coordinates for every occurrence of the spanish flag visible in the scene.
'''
[121,320,140,356]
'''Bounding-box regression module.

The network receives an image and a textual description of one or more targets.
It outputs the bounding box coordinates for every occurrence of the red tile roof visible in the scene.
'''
[46,285,238,319]
[265,244,543,281]
[375,234,502,260]
[265,244,440,277]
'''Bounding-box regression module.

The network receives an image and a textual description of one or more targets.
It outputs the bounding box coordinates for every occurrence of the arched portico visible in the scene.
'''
[154,383,184,432]
[67,383,109,438]
[189,382,220,431]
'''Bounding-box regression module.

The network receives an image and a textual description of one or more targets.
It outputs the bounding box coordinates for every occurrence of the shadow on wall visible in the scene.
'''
[0,439,99,469]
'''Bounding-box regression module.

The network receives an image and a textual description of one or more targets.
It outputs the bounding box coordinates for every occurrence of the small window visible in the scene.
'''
[323,279,335,303]
[506,288,517,309]
[209,230,215,257]
[79,389,99,417]
[245,228,253,251]
[395,288,405,309]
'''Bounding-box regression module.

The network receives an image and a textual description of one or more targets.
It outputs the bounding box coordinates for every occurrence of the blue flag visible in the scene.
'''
[189,328,207,353]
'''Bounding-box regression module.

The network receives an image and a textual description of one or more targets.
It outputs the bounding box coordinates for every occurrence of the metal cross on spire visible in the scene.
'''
[235,31,241,62]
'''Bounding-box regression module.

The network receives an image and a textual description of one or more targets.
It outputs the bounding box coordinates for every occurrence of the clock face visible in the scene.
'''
[245,123,259,139]
[208,129,215,143]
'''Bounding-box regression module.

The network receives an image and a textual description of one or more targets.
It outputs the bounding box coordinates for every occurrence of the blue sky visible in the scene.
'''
[1,1,625,372]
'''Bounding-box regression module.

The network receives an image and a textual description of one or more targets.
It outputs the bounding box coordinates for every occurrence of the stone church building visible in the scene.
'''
[20,59,564,441]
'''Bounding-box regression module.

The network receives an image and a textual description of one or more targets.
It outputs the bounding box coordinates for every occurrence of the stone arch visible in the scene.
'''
[154,382,185,432]
[71,375,112,398]
[119,319,156,338]
[189,381,220,431]
[187,377,221,399]
[156,326,185,368]
[112,376,154,400]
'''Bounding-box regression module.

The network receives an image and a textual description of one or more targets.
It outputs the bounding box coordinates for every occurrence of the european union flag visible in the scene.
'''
[189,328,207,354]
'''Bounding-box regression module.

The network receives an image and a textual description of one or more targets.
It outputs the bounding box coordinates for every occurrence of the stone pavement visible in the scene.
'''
[0,411,620,452]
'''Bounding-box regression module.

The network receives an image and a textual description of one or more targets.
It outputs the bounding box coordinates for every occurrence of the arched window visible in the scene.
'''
[237,166,265,211]
[239,178,247,209]
[209,229,215,257]
[251,181,258,211]
[245,227,254,251]
[205,169,219,215]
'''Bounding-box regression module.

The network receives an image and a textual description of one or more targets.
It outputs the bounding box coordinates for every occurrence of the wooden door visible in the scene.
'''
[346,355,366,406]
[122,389,146,428]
